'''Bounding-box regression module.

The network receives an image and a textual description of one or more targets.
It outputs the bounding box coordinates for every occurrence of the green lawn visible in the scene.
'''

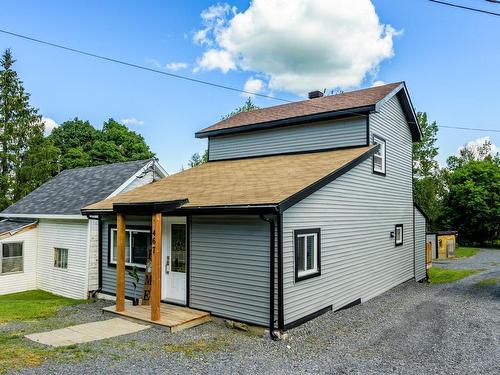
[0,290,86,323]
[428,267,480,283]
[455,247,479,258]
[474,277,500,287]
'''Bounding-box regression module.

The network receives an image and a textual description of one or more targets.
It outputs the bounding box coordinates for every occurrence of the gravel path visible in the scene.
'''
[6,249,500,375]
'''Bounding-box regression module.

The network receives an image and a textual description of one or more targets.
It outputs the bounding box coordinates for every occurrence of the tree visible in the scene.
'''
[221,97,260,120]
[412,112,444,230]
[0,49,59,210]
[187,97,260,169]
[188,149,208,168]
[447,138,497,170]
[48,117,155,169]
[441,158,500,245]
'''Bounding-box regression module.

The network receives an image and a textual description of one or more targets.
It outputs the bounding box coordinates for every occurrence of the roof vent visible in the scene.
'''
[308,90,324,99]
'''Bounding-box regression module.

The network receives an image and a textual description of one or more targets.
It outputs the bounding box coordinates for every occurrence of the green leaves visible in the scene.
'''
[0,49,58,210]
[48,117,155,170]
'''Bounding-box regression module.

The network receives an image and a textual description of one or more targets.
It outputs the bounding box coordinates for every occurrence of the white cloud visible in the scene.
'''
[165,62,188,71]
[145,58,162,69]
[193,0,398,95]
[121,118,144,126]
[242,77,264,97]
[372,80,386,87]
[42,117,58,135]
[195,49,236,73]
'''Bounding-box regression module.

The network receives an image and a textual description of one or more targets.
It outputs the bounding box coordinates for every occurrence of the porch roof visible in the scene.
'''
[81,145,376,214]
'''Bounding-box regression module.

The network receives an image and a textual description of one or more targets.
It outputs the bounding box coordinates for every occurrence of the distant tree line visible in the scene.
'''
[413,113,499,246]
[0,49,154,211]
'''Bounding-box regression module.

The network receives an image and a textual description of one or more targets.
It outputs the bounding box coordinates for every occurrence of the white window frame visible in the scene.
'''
[1,241,24,275]
[395,224,403,246]
[110,228,150,269]
[54,247,69,269]
[294,229,321,282]
[373,135,386,175]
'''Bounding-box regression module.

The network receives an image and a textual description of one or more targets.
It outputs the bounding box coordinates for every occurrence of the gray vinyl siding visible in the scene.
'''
[208,117,367,161]
[414,208,427,281]
[282,95,414,325]
[426,233,437,259]
[101,216,150,298]
[190,216,270,326]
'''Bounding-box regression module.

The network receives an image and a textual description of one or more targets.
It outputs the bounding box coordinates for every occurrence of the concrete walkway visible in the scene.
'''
[25,318,150,347]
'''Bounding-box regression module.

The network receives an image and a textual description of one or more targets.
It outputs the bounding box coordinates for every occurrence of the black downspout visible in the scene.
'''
[260,214,277,340]
[277,211,284,330]
[98,217,103,290]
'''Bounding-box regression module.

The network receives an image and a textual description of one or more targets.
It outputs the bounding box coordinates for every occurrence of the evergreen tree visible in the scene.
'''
[0,49,58,210]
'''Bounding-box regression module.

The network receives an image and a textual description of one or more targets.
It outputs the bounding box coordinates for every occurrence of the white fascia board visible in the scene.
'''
[0,213,86,220]
[106,159,168,199]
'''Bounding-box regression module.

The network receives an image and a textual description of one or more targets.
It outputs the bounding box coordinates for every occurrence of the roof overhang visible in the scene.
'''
[195,106,374,139]
[375,82,422,142]
[0,213,86,220]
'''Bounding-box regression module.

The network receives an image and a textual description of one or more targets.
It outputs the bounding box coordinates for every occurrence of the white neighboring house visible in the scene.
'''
[0,159,166,299]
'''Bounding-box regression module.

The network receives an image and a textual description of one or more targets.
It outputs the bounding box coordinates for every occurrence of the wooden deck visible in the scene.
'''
[102,303,211,332]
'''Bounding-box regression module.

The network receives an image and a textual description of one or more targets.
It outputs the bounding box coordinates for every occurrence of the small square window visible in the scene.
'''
[373,135,386,175]
[395,225,403,246]
[1,242,23,274]
[54,248,68,269]
[294,229,321,282]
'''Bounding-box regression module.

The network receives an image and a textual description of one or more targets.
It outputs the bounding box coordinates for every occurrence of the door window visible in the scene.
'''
[171,224,186,273]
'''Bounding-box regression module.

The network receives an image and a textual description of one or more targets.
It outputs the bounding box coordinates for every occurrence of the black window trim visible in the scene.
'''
[395,224,403,247]
[372,133,386,176]
[294,228,321,282]
[107,224,152,270]
[0,241,24,275]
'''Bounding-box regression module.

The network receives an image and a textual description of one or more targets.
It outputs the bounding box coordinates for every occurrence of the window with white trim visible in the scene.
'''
[54,248,68,269]
[294,229,321,281]
[1,242,23,274]
[395,224,403,246]
[110,227,150,268]
[373,135,386,174]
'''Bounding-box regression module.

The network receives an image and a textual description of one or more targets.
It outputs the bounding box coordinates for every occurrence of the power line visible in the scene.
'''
[439,125,500,132]
[0,28,498,134]
[428,0,500,16]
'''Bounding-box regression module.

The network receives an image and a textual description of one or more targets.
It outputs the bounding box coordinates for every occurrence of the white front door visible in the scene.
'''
[161,217,187,304]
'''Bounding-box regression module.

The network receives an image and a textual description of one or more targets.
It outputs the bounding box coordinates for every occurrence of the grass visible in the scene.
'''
[455,247,479,258]
[0,290,87,323]
[428,267,480,283]
[164,337,230,358]
[474,277,500,287]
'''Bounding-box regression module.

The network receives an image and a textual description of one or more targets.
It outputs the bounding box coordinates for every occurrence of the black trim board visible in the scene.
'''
[413,202,430,221]
[284,305,332,330]
[113,199,188,215]
[334,298,361,312]
[278,145,379,211]
[395,224,403,247]
[196,107,373,139]
[294,228,321,283]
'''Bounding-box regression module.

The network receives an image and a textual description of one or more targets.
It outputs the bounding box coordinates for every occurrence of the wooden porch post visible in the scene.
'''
[151,212,162,321]
[116,213,126,312]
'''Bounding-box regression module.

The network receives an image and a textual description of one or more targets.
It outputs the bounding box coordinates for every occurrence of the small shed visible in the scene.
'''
[435,231,457,259]
[426,233,437,259]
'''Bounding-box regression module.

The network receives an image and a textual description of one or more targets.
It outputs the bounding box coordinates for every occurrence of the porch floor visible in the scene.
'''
[102,303,211,332]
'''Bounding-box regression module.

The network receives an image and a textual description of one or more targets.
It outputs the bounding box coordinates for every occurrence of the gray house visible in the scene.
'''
[82,82,427,332]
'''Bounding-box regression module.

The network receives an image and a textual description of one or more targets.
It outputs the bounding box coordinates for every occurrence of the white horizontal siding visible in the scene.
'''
[0,227,38,295]
[36,219,89,299]
[282,95,414,325]
[209,117,366,160]
[414,208,427,281]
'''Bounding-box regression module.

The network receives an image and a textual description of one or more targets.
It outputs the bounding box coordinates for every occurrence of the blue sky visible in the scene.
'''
[0,0,498,173]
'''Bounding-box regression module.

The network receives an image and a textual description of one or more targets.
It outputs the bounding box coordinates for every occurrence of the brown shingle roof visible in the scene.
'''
[197,82,402,136]
[83,146,375,213]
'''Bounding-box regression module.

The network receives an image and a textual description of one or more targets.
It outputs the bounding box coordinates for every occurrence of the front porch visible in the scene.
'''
[103,302,211,332]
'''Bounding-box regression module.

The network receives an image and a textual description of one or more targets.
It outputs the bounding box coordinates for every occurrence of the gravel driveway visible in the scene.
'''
[5,249,500,375]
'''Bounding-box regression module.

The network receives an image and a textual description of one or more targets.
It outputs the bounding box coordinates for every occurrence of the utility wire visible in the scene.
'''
[0,28,498,134]
[428,0,500,16]
[439,125,500,132]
